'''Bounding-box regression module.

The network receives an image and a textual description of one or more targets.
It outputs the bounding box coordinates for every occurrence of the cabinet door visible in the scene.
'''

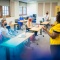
[55,6,60,16]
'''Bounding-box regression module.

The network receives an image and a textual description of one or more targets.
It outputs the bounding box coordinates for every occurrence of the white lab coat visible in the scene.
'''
[44,14,49,21]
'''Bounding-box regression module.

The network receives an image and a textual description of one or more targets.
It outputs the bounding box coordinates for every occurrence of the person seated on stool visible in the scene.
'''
[44,11,51,29]
[1,20,11,41]
[26,18,38,36]
[26,18,33,31]
[44,11,50,21]
[18,17,24,29]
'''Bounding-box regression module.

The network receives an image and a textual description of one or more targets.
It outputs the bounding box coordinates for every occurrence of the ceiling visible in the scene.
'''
[14,0,60,3]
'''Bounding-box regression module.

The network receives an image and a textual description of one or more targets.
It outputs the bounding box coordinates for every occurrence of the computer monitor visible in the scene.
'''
[33,14,36,17]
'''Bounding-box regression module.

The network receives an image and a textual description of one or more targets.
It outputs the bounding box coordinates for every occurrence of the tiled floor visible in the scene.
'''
[0,25,52,60]
[20,30,52,60]
[15,24,52,60]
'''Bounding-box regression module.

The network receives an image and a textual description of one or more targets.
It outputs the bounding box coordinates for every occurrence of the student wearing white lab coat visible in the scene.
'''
[44,11,50,21]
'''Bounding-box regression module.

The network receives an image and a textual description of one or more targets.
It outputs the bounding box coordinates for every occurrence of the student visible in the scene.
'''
[18,16,24,29]
[26,18,32,28]
[1,20,11,41]
[44,11,49,21]
[26,18,38,36]
[26,18,32,31]
[42,14,60,60]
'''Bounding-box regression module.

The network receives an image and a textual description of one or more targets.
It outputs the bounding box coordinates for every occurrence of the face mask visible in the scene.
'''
[4,23,7,26]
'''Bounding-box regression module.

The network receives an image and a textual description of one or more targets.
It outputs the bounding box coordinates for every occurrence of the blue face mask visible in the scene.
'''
[4,23,7,26]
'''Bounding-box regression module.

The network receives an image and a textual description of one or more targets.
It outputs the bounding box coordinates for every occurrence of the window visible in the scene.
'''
[2,6,10,16]
[23,7,27,15]
[19,6,27,15]
[0,6,10,18]
[19,6,23,15]
[19,2,27,15]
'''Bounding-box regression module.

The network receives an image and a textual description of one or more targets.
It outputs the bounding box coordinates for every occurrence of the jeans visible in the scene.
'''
[50,45,60,60]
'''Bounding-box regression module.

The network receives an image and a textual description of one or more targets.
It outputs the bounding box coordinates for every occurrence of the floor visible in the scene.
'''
[13,24,52,60]
[19,29,52,60]
[0,24,52,60]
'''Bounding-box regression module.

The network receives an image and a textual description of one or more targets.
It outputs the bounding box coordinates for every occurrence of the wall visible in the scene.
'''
[0,0,10,6]
[37,2,58,23]
[58,0,60,6]
[0,0,19,23]
[10,0,19,19]
[0,0,60,24]
[14,1,19,19]
[0,0,28,23]
[26,0,60,24]
[27,2,58,23]
[27,3,38,16]
[10,0,15,17]
[0,0,15,23]
[0,17,15,24]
